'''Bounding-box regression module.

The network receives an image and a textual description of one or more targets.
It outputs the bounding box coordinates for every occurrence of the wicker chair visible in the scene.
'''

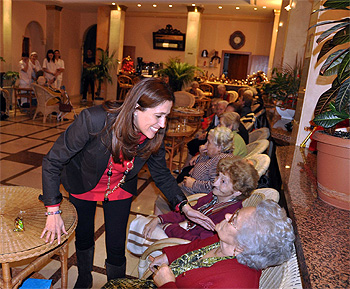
[117,75,133,101]
[245,139,270,159]
[32,84,60,123]
[245,153,271,177]
[173,91,195,108]
[249,127,270,143]
[199,83,214,97]
[0,87,11,116]
[227,90,239,102]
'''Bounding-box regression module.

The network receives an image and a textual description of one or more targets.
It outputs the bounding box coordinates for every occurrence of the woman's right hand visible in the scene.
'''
[143,217,160,239]
[40,207,68,244]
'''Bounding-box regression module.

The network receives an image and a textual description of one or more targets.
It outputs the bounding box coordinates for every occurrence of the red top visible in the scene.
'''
[71,133,147,202]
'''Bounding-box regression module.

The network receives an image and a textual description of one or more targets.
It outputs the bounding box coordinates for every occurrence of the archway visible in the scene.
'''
[24,21,45,61]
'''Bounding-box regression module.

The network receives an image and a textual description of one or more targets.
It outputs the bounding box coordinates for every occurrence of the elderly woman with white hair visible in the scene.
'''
[103,200,295,289]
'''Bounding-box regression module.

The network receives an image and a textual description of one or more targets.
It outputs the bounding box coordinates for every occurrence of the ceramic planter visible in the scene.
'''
[313,131,350,211]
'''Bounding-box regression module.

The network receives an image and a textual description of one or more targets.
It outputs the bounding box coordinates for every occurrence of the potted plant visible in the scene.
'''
[263,62,301,120]
[87,48,117,102]
[158,57,201,92]
[309,0,349,210]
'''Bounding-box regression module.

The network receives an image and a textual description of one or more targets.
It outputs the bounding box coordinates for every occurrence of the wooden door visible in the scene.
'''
[227,54,249,80]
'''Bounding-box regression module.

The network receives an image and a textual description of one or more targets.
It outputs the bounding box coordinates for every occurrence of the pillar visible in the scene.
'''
[107,5,127,100]
[1,0,12,72]
[184,6,203,66]
[45,5,62,51]
[267,10,280,78]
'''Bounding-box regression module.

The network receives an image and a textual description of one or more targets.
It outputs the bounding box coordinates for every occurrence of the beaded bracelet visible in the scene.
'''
[45,210,62,216]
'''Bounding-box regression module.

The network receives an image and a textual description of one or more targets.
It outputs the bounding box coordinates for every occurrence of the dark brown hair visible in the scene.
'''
[103,78,174,163]
[217,157,259,200]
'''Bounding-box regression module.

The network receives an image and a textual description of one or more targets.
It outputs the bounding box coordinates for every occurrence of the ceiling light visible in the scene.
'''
[153,4,157,8]
[137,3,141,7]
[192,3,196,6]
[111,2,115,5]
[218,6,223,9]
[254,7,258,11]
[236,7,240,10]
[262,6,266,9]
[169,4,173,8]
[285,4,291,11]
[279,22,283,27]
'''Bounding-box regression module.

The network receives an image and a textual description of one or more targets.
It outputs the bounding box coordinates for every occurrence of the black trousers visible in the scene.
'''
[69,195,132,266]
[82,78,95,100]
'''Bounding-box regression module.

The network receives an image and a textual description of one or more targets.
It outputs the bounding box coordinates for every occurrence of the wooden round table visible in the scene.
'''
[0,186,77,289]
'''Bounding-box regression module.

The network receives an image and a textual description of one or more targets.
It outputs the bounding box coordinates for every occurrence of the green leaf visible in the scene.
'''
[314,85,340,116]
[330,26,350,46]
[313,110,348,128]
[310,18,349,29]
[335,76,350,111]
[320,49,347,75]
[338,50,350,80]
[317,22,350,43]
[324,0,350,9]
[317,39,336,62]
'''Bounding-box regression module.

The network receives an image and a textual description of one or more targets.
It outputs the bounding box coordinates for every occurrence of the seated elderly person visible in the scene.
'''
[216,84,232,102]
[186,81,205,98]
[241,90,254,117]
[225,104,249,144]
[219,112,248,157]
[157,126,235,214]
[142,157,258,244]
[103,200,295,289]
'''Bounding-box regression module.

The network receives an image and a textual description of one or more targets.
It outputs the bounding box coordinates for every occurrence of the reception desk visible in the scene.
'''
[276,146,349,288]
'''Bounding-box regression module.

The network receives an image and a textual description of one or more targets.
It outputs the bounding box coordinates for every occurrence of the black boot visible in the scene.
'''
[73,246,94,289]
[105,260,126,281]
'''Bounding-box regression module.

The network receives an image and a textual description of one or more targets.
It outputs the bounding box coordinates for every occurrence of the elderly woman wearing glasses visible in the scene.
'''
[103,200,295,289]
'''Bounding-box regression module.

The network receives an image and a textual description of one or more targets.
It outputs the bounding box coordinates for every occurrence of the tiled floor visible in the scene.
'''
[0,95,179,288]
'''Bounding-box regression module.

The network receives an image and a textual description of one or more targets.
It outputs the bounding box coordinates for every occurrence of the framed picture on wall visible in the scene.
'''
[153,25,186,51]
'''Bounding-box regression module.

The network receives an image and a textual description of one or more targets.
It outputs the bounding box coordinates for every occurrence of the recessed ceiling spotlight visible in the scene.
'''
[218,6,223,9]
[137,3,141,7]
[262,6,266,9]
[153,4,157,8]
[254,7,258,10]
[169,4,173,8]
[192,3,196,6]
[111,2,115,5]
[236,7,240,10]
[279,22,283,27]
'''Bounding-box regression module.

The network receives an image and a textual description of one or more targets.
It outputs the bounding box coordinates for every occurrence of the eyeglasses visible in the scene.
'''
[228,209,240,229]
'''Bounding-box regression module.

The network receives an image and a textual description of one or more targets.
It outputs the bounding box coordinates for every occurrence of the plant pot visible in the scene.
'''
[313,131,350,211]
[275,106,295,120]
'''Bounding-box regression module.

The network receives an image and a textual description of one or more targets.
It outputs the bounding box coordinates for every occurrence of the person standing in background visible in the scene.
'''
[42,50,56,86]
[54,50,65,89]
[29,52,42,81]
[19,52,33,88]
[82,49,95,103]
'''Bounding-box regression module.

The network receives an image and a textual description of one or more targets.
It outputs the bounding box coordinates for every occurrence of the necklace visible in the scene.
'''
[104,156,134,203]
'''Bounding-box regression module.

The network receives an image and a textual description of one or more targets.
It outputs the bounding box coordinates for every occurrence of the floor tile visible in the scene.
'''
[3,151,44,166]
[0,137,45,154]
[0,134,19,143]
[46,134,61,142]
[0,122,47,136]
[29,142,55,155]
[0,152,10,159]
[7,166,43,189]
[94,232,107,268]
[29,128,65,140]
[0,160,33,181]
[131,182,160,215]
[36,259,62,280]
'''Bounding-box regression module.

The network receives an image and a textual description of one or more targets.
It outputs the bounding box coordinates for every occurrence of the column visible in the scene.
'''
[267,10,280,78]
[1,0,12,72]
[184,6,203,66]
[46,5,62,51]
[107,5,127,100]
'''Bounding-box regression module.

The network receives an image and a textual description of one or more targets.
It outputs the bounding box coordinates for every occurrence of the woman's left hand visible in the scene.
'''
[183,176,195,188]
[182,205,215,231]
[153,264,176,287]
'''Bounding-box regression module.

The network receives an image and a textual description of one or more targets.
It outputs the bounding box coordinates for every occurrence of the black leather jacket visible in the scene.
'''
[40,105,186,209]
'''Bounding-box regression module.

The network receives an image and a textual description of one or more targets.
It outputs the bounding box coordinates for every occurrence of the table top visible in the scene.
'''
[276,146,350,288]
[171,107,204,117]
[0,186,77,263]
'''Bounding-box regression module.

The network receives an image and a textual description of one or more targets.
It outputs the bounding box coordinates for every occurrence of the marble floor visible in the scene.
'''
[0,95,180,288]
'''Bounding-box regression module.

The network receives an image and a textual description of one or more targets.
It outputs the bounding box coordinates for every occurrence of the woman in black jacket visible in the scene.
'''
[39,78,215,289]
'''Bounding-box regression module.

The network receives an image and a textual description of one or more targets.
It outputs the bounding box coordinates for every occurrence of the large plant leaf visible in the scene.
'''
[317,22,350,43]
[317,39,336,62]
[310,18,349,29]
[330,26,350,46]
[314,85,340,115]
[324,0,350,9]
[313,109,348,128]
[335,76,350,111]
[338,49,350,80]
[320,49,347,75]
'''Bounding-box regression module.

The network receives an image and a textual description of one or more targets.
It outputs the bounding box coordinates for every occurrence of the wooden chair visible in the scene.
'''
[199,83,214,98]
[173,91,195,108]
[32,84,60,123]
[117,75,133,101]
[0,88,11,116]
[13,87,36,116]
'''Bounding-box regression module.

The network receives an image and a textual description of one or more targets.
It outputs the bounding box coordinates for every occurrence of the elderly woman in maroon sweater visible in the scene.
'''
[144,157,259,241]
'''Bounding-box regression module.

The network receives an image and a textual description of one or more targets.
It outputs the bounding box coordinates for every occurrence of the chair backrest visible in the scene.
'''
[245,154,271,177]
[0,88,11,114]
[199,83,214,94]
[118,75,133,85]
[227,90,239,102]
[174,91,195,108]
[31,84,58,106]
[245,139,270,159]
[249,127,270,143]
